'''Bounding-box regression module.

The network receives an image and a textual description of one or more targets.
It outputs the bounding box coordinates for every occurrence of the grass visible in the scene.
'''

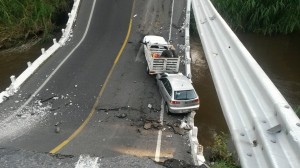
[211,160,239,168]
[190,9,199,36]
[207,132,240,168]
[211,0,300,35]
[0,0,71,49]
[295,105,300,118]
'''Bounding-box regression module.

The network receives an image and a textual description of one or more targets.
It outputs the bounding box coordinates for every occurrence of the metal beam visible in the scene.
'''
[192,0,300,167]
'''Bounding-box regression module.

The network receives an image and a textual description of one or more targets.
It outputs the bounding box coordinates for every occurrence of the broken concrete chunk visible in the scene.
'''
[55,126,60,133]
[152,122,163,130]
[180,122,191,130]
[173,127,185,135]
[144,122,152,130]
[166,135,172,138]
[55,122,61,126]
[117,113,127,118]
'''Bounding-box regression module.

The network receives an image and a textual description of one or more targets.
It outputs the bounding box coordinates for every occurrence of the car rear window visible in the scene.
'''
[174,90,197,100]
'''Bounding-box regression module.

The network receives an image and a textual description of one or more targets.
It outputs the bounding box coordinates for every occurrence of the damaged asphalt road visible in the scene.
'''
[0,0,199,167]
[0,147,204,168]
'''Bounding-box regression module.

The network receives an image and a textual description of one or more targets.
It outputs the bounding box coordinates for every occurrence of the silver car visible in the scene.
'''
[156,73,200,114]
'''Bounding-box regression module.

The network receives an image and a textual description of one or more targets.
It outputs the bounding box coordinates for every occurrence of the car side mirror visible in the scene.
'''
[140,41,147,45]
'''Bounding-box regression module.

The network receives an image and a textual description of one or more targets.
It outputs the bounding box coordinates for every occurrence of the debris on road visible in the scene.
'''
[144,122,152,130]
[55,126,60,133]
[40,95,58,103]
[116,113,127,119]
[54,121,61,126]
[50,107,60,111]
[166,121,189,135]
[180,121,191,130]
[162,158,205,168]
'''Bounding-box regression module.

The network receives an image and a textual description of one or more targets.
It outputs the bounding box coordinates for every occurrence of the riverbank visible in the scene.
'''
[0,0,72,50]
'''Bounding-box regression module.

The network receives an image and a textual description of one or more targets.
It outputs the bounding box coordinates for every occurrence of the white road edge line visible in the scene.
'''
[155,0,174,161]
[155,99,164,162]
[75,154,99,168]
[15,0,97,114]
[168,0,175,42]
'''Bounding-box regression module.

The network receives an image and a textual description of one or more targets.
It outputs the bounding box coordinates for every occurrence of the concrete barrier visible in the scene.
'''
[185,0,206,166]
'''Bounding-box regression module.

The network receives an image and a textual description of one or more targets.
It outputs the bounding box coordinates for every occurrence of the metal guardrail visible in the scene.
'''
[0,0,82,103]
[192,0,300,167]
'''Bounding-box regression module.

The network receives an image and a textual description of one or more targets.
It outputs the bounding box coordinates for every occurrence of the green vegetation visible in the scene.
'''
[208,132,240,168]
[0,0,71,49]
[190,9,199,36]
[211,160,238,168]
[211,0,300,35]
[295,105,300,118]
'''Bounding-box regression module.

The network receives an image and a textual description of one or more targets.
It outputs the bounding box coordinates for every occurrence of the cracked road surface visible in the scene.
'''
[0,0,196,167]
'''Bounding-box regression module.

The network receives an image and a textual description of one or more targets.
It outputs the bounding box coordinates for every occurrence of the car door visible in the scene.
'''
[158,78,172,104]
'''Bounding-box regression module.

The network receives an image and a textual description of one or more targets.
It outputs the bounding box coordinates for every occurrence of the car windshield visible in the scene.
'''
[174,90,197,100]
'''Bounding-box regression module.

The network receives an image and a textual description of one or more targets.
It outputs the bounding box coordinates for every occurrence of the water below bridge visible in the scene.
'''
[0,31,299,148]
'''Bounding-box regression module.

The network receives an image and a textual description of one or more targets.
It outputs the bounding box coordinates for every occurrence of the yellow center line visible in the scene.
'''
[50,0,135,154]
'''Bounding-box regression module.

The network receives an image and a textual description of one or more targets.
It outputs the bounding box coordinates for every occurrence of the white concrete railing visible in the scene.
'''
[0,0,82,103]
[184,0,206,166]
[192,0,300,167]
[184,0,192,79]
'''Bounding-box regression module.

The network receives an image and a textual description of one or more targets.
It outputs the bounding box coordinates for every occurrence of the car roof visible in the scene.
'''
[144,35,168,45]
[165,74,194,91]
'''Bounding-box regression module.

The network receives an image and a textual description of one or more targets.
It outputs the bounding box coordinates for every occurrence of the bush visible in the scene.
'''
[208,132,240,168]
[0,0,71,48]
[190,9,199,36]
[211,160,238,168]
[211,0,300,35]
[295,105,300,118]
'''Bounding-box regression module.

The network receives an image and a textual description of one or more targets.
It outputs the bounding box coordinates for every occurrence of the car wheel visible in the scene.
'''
[146,66,149,74]
[165,103,170,115]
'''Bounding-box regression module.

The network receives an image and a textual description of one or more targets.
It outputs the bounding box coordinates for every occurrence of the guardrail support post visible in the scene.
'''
[41,48,45,54]
[10,75,16,84]
[61,29,65,38]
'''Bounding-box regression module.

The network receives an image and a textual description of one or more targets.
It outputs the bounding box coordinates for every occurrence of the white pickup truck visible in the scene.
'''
[142,35,180,75]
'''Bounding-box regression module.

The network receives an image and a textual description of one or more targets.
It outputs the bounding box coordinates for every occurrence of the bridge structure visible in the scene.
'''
[189,0,300,167]
[0,0,299,167]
